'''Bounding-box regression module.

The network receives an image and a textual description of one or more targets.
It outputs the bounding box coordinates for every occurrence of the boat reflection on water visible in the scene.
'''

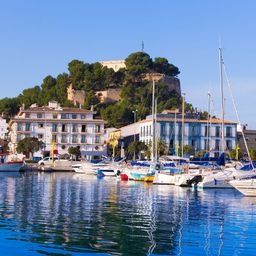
[0,173,255,255]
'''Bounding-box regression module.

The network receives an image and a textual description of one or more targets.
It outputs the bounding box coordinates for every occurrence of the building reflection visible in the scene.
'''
[0,173,255,255]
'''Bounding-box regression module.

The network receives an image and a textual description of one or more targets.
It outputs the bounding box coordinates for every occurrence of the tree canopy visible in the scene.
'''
[68,146,81,160]
[16,137,44,158]
[0,51,192,128]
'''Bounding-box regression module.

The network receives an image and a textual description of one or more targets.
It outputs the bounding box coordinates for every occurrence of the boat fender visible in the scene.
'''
[116,170,121,176]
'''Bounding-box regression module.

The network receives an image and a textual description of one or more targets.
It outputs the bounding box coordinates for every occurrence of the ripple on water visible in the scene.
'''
[0,173,255,255]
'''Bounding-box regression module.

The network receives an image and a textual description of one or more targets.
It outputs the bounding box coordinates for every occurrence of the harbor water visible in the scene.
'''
[0,172,255,255]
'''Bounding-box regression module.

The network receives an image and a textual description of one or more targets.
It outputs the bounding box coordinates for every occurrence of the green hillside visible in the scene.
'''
[0,52,184,127]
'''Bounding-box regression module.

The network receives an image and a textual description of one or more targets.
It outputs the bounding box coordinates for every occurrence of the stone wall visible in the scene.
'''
[67,84,85,106]
[96,88,121,103]
[144,73,181,96]
[100,60,126,72]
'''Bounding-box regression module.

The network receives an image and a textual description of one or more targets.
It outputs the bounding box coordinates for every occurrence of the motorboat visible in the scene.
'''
[229,178,256,196]
[190,164,255,189]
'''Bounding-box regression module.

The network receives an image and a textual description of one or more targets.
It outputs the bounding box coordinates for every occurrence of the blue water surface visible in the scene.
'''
[0,172,255,256]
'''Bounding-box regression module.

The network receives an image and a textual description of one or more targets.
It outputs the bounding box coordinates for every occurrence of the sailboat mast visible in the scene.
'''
[174,110,177,155]
[207,92,211,152]
[219,48,225,153]
[152,80,155,161]
[155,98,158,161]
[181,93,185,156]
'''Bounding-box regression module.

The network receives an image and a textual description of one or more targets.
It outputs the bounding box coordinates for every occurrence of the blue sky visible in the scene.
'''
[1,0,256,127]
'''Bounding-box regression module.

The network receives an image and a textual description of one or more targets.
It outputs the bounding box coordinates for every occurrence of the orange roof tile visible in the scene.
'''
[138,117,237,125]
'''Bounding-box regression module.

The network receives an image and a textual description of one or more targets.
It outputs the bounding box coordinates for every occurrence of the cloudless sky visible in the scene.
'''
[1,0,256,127]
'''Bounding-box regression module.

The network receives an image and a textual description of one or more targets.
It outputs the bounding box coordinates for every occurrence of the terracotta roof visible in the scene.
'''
[139,117,237,125]
[22,107,94,113]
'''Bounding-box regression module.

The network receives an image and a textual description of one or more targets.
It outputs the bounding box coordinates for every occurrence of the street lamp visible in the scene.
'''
[132,109,138,160]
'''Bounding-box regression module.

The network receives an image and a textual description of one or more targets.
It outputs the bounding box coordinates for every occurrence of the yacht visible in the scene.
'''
[229,178,256,196]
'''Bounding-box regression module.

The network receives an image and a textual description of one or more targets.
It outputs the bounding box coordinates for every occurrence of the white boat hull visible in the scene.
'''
[194,169,255,189]
[153,172,175,185]
[230,179,256,196]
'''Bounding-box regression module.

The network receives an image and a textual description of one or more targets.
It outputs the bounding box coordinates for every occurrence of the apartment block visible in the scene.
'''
[9,101,106,159]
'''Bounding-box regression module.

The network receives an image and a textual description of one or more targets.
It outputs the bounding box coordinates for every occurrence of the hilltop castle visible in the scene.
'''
[67,60,181,106]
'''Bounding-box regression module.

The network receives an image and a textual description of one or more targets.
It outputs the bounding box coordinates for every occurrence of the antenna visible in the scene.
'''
[141,40,144,52]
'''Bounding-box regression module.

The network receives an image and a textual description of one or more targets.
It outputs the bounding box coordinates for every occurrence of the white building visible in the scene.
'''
[139,112,237,157]
[9,101,106,159]
[0,117,8,140]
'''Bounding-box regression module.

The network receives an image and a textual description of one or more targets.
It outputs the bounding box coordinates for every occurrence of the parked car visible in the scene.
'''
[38,156,59,165]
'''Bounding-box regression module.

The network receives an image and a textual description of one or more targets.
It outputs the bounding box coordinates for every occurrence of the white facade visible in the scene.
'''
[120,123,140,138]
[139,116,237,157]
[0,117,8,140]
[9,102,106,159]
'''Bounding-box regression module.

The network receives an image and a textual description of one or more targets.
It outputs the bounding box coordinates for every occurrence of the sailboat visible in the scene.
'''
[123,80,158,182]
[192,48,256,189]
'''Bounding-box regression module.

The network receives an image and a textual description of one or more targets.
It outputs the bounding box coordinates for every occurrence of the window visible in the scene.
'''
[149,125,152,136]
[81,125,87,133]
[215,139,220,151]
[37,113,42,118]
[38,123,44,128]
[61,135,67,143]
[38,134,44,139]
[160,124,166,136]
[190,125,194,137]
[25,123,30,131]
[72,124,77,132]
[226,140,232,150]
[61,114,67,119]
[95,125,101,133]
[226,127,232,137]
[17,123,22,131]
[204,139,208,150]
[72,135,77,143]
[52,135,57,143]
[81,135,86,143]
[62,124,66,132]
[216,126,220,137]
[81,114,86,119]
[95,135,100,143]
[72,114,77,119]
[53,114,58,119]
[52,124,58,132]
[25,113,30,118]
[169,139,174,148]
[204,126,208,137]
[25,134,30,138]
[178,124,182,137]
